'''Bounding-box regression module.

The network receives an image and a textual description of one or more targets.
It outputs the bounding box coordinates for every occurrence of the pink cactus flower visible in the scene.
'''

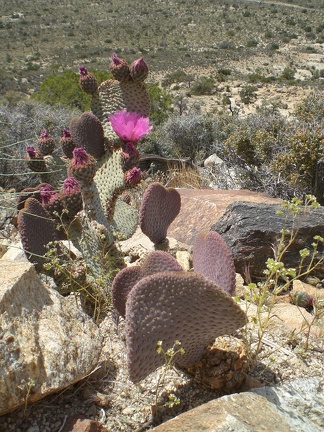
[62,177,80,195]
[39,184,58,205]
[108,110,153,143]
[71,147,90,166]
[125,167,142,186]
[26,146,37,158]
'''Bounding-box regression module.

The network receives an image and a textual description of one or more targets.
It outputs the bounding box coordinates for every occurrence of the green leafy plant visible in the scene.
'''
[239,195,324,365]
[152,340,185,416]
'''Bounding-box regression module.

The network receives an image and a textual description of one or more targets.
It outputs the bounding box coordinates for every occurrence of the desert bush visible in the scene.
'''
[294,93,324,122]
[217,110,292,196]
[239,85,257,105]
[161,69,193,87]
[152,113,216,162]
[191,77,214,96]
[280,66,295,81]
[271,125,324,195]
[147,83,173,125]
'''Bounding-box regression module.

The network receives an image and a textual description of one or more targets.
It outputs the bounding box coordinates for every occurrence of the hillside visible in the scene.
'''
[1,0,324,102]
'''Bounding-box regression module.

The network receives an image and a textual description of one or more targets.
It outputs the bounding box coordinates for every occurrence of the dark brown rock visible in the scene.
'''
[212,201,324,280]
[168,189,281,245]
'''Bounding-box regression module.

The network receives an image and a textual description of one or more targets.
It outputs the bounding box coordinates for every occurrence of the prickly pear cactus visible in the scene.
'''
[193,231,237,296]
[26,130,69,189]
[89,53,151,142]
[17,197,59,268]
[19,53,153,286]
[112,251,183,318]
[125,271,247,383]
[139,182,181,246]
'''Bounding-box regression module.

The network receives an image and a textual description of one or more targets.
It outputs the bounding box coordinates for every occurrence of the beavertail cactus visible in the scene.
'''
[139,182,181,245]
[125,271,247,383]
[69,112,105,159]
[112,251,183,318]
[19,53,152,293]
[193,231,236,296]
[91,53,151,142]
[17,197,58,268]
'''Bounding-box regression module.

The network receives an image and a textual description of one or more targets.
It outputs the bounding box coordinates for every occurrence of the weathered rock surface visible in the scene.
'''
[61,414,109,432]
[212,201,324,279]
[168,189,280,245]
[0,260,102,416]
[152,376,324,432]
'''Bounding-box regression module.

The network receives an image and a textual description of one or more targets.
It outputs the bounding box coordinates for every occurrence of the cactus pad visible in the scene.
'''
[69,112,105,160]
[112,250,183,317]
[125,271,247,382]
[139,182,181,244]
[193,231,236,296]
[17,197,58,268]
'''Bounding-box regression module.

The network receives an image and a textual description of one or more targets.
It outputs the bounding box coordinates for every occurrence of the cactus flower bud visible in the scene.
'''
[62,177,80,195]
[125,167,141,186]
[69,147,96,183]
[130,57,149,82]
[26,146,37,158]
[37,129,55,156]
[109,52,130,81]
[78,65,98,94]
[123,142,140,159]
[60,128,75,159]
[39,184,59,205]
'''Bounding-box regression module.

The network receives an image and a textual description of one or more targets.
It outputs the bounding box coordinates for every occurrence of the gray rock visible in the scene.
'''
[253,377,324,432]
[152,377,324,432]
[212,201,324,280]
[0,260,102,416]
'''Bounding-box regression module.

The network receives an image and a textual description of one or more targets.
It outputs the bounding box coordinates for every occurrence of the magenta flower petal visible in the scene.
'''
[108,110,153,143]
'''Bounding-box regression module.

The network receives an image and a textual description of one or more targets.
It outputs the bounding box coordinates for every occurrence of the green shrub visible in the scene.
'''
[32,69,111,111]
[191,77,214,96]
[239,85,257,105]
[280,66,295,81]
[294,93,324,122]
[271,126,324,194]
[147,83,173,125]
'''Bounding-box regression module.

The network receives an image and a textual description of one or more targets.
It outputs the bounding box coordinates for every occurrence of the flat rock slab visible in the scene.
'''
[152,376,324,432]
[168,189,280,245]
[0,261,102,416]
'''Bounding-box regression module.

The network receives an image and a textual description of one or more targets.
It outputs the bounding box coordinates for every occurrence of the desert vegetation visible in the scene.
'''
[1,2,324,430]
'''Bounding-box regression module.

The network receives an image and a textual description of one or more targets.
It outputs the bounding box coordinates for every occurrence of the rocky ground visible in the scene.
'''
[1,206,323,432]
